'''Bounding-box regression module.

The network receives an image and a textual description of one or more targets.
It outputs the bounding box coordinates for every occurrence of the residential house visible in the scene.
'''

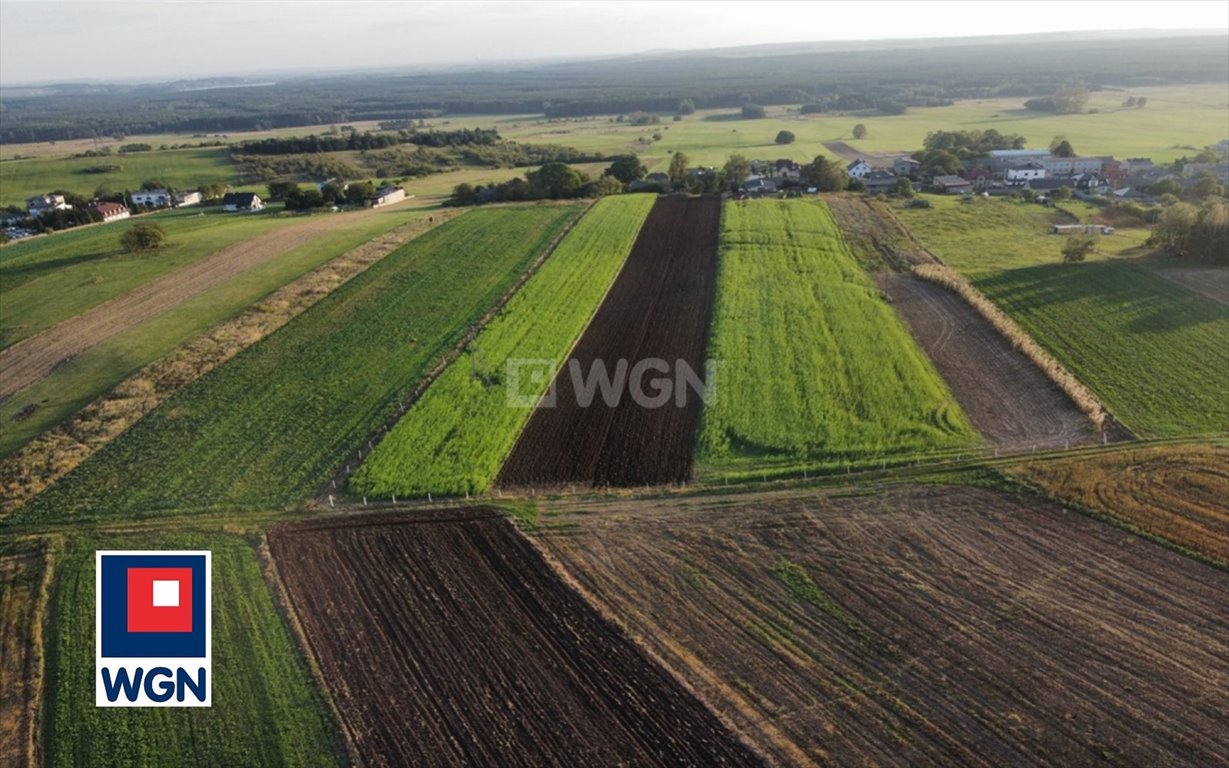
[174,190,202,207]
[932,175,973,194]
[964,165,994,190]
[91,201,130,222]
[1071,173,1110,195]
[27,194,70,217]
[744,175,778,195]
[862,170,900,194]
[372,186,408,207]
[893,157,921,177]
[130,189,173,207]
[1041,156,1104,176]
[846,158,872,179]
[221,192,264,212]
[768,159,802,180]
[1005,162,1046,186]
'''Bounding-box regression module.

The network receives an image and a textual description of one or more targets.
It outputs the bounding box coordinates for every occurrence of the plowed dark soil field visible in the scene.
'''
[878,273,1098,451]
[268,508,761,768]
[538,485,1229,767]
[498,196,721,487]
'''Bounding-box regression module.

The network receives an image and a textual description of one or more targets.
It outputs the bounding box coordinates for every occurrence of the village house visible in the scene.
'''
[371,185,407,207]
[932,175,973,194]
[862,169,900,194]
[767,159,802,180]
[964,165,994,190]
[986,149,1049,171]
[744,175,778,195]
[91,201,130,223]
[1071,172,1110,195]
[174,190,203,207]
[846,158,873,179]
[27,193,70,217]
[893,157,921,176]
[221,192,264,212]
[1041,156,1104,176]
[1004,162,1046,186]
[130,189,173,207]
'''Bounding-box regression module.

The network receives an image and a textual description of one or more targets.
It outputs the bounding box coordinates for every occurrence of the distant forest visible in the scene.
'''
[2,35,1226,143]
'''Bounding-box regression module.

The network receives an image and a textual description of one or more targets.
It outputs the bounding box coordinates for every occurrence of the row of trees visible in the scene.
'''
[232,128,502,156]
[1150,199,1229,263]
[265,180,377,210]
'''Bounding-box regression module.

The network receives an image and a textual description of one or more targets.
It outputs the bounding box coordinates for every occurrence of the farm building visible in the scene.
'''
[1071,173,1110,194]
[932,175,973,194]
[91,201,130,222]
[987,149,1049,171]
[893,157,922,176]
[26,194,70,217]
[1052,224,1115,235]
[174,190,202,207]
[222,192,264,212]
[744,175,778,195]
[130,189,173,207]
[1005,162,1046,185]
[371,186,407,207]
[1041,156,1105,175]
[846,159,872,179]
[862,170,900,194]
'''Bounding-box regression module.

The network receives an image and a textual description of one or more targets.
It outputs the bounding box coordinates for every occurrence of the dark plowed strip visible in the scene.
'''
[498,196,721,487]
[269,510,761,768]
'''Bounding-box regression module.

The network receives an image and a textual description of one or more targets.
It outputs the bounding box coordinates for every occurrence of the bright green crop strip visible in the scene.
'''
[697,198,976,476]
[44,533,340,767]
[351,194,655,497]
[9,205,579,523]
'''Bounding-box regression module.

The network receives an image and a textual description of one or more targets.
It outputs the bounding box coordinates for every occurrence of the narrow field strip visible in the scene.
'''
[697,199,976,478]
[0,540,50,768]
[351,195,654,497]
[8,206,579,524]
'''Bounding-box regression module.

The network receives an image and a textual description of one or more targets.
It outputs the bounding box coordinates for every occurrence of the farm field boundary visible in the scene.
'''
[499,196,723,488]
[349,195,654,499]
[0,210,461,517]
[268,508,763,767]
[0,540,51,768]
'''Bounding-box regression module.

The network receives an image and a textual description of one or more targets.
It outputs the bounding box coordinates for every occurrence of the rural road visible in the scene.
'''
[0,204,406,401]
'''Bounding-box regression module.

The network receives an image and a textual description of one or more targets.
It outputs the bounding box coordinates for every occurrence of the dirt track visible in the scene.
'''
[878,273,1097,451]
[538,484,1229,767]
[269,509,762,767]
[0,205,404,400]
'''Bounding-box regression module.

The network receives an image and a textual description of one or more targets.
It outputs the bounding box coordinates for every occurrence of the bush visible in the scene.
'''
[121,222,167,252]
[741,104,766,119]
[775,130,796,145]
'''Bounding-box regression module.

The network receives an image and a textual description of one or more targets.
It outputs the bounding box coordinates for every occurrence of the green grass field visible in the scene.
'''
[43,532,340,767]
[0,208,286,347]
[974,262,1229,437]
[895,195,1151,276]
[0,148,238,208]
[351,194,654,497]
[0,205,435,458]
[697,199,976,477]
[10,206,579,523]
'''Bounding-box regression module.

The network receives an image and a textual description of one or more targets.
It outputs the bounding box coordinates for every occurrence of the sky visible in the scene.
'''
[0,0,1226,85]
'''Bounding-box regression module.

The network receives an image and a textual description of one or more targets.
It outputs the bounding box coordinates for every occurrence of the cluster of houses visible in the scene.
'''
[849,146,1229,202]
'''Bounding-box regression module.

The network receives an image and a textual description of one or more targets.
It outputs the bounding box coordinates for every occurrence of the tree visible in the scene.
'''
[1123,96,1138,107]
[893,176,915,197]
[676,98,696,115]
[527,162,585,199]
[344,181,375,205]
[668,151,690,187]
[1136,97,1148,108]
[451,183,478,205]
[1062,232,1098,263]
[775,130,796,145]
[1050,137,1076,157]
[802,155,846,192]
[604,154,646,184]
[1192,173,1224,199]
[199,183,228,201]
[1052,186,1074,201]
[852,123,867,140]
[723,154,752,189]
[1152,202,1200,254]
[1148,178,1183,197]
[584,175,624,197]
[121,222,167,253]
[913,148,963,176]
[741,103,766,119]
[266,181,298,200]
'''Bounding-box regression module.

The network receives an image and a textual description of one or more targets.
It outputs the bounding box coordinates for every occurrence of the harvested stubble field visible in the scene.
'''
[0,541,48,768]
[268,509,761,768]
[351,195,655,498]
[537,484,1229,767]
[1010,442,1229,564]
[10,206,579,523]
[877,273,1098,451]
[698,199,975,478]
[499,196,722,488]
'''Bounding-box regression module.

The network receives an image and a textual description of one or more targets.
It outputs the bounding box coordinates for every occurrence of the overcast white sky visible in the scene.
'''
[1,0,1225,85]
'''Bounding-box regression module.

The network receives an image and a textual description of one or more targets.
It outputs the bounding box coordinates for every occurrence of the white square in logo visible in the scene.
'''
[152,580,180,607]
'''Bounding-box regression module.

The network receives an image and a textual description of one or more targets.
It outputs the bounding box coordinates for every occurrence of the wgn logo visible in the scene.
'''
[96,551,211,707]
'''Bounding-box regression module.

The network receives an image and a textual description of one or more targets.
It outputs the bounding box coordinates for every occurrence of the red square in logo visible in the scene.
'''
[127,567,193,633]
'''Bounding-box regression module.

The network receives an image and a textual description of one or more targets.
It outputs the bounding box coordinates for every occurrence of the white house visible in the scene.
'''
[1041,156,1104,176]
[1005,162,1046,185]
[221,192,263,212]
[27,194,70,217]
[91,201,130,222]
[174,190,202,207]
[372,185,407,207]
[130,189,173,207]
[846,158,872,179]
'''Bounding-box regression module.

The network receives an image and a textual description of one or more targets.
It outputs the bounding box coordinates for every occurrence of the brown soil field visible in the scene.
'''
[0,542,49,768]
[878,273,1098,452]
[1148,263,1229,305]
[268,508,762,768]
[536,484,1229,767]
[1009,442,1229,564]
[0,202,412,400]
[498,196,721,488]
[0,210,458,516]
[825,194,933,271]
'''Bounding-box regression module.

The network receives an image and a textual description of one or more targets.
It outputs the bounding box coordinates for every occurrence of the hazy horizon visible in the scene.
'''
[1,0,1226,87]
